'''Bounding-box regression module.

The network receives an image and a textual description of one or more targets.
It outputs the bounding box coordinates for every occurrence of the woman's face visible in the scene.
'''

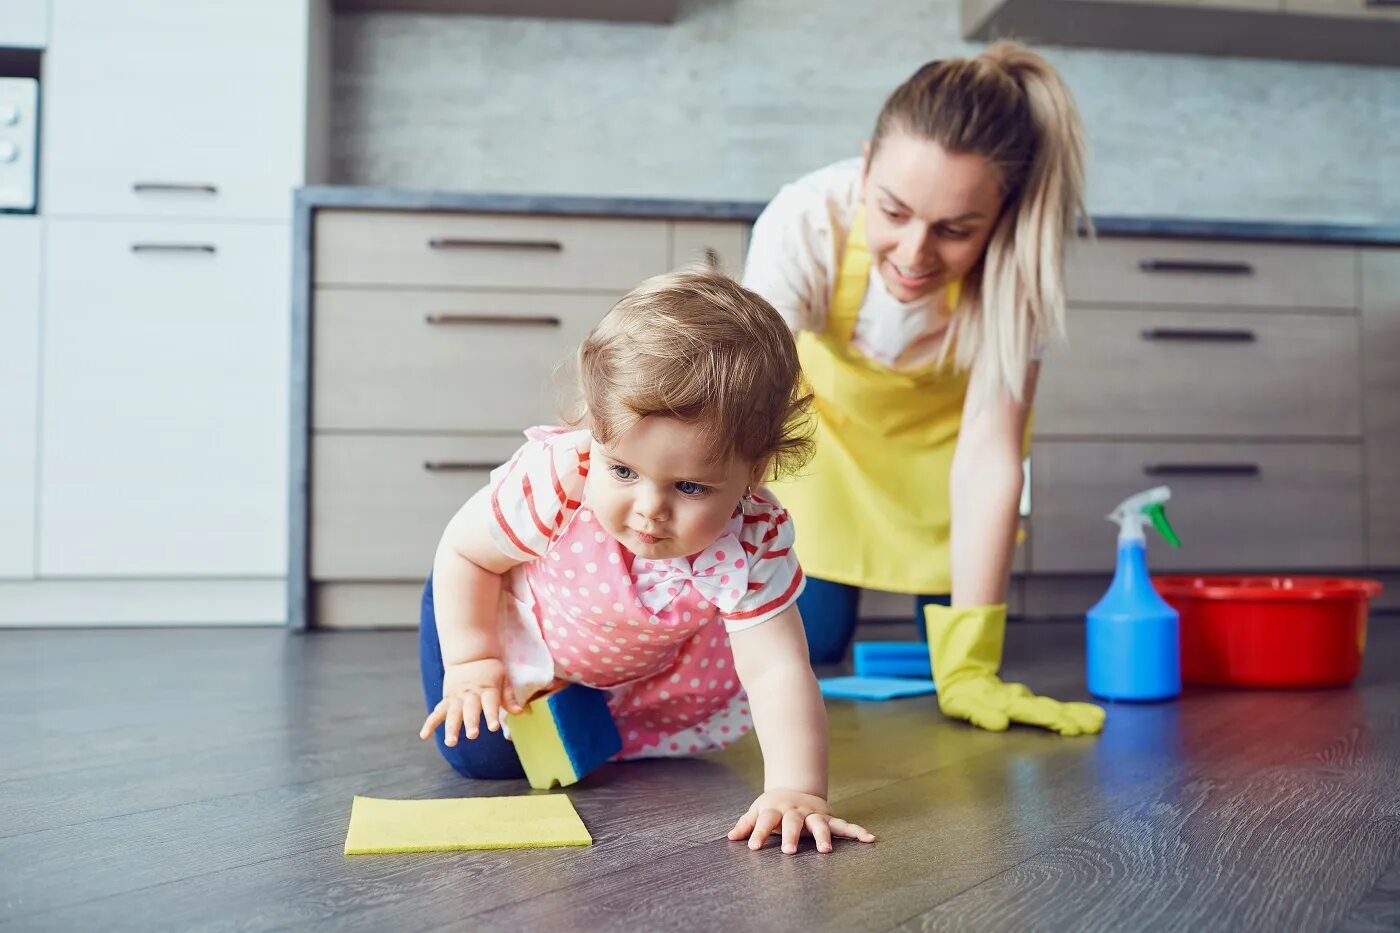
[861,131,1005,303]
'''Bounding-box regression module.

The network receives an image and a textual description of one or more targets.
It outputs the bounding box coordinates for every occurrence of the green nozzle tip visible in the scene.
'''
[1144,502,1182,548]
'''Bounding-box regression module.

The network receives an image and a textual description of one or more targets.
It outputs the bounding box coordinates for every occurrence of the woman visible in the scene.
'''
[743,41,1105,736]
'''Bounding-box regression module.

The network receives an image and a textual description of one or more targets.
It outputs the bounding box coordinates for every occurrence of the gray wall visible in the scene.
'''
[330,0,1400,224]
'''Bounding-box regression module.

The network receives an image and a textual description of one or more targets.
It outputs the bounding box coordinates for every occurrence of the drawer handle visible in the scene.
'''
[423,461,500,472]
[130,243,217,254]
[1143,463,1261,478]
[1140,327,1256,343]
[424,313,562,328]
[427,237,563,253]
[132,182,219,195]
[1138,259,1254,276]
[1366,0,1400,6]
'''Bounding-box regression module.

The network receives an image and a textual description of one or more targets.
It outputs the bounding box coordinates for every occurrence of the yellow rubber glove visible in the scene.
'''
[925,604,1105,736]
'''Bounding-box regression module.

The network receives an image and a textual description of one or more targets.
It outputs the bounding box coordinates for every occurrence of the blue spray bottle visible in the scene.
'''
[1086,486,1183,702]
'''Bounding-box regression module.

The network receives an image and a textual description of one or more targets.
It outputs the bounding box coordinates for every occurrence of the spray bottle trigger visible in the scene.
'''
[1144,502,1181,548]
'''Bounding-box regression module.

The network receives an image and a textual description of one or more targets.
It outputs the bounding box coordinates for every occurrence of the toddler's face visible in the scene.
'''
[587,416,761,561]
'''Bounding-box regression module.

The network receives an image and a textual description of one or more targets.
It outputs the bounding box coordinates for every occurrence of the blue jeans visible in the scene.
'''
[418,575,526,780]
[797,576,951,665]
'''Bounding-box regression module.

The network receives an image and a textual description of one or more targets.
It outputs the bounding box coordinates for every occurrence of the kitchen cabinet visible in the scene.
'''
[0,217,40,578]
[962,0,1400,66]
[0,1,47,49]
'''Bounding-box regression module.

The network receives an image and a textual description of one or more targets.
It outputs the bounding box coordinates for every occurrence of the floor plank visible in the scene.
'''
[2,619,1396,932]
[894,688,1400,932]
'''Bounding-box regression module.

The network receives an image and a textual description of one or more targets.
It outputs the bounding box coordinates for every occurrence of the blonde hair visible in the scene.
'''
[870,41,1089,407]
[570,259,813,479]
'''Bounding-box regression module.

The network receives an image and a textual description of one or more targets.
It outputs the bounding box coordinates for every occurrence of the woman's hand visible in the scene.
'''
[419,658,524,746]
[727,790,875,854]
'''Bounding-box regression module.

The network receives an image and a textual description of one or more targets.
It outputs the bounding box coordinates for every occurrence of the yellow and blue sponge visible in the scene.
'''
[508,684,622,790]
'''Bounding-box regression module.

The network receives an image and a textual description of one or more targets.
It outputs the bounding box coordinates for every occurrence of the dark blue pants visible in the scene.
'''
[419,576,526,780]
[797,576,951,665]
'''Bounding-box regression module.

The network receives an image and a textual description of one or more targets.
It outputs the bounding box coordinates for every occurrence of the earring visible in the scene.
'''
[744,485,754,500]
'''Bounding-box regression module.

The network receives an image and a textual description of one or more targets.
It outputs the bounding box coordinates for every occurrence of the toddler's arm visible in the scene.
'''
[431,486,521,665]
[420,487,526,743]
[727,606,875,854]
[730,606,828,797]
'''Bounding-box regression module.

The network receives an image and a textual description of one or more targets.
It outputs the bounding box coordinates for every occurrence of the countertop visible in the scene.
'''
[296,185,1400,247]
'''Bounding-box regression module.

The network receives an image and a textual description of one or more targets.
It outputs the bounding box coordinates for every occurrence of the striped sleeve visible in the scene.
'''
[485,429,591,562]
[721,494,806,633]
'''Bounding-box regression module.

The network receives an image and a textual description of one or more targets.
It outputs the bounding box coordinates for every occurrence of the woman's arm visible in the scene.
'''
[948,361,1039,606]
[935,360,1106,736]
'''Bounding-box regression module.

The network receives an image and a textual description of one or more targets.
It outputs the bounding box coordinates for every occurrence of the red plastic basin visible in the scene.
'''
[1153,575,1383,688]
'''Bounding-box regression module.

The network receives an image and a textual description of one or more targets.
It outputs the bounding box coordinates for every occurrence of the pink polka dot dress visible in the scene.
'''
[485,426,806,759]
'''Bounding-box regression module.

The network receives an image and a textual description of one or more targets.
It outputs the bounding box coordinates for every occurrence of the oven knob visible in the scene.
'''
[0,142,18,163]
[0,105,18,126]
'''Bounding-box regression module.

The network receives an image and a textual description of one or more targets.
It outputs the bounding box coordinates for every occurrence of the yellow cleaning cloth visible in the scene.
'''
[343,794,592,854]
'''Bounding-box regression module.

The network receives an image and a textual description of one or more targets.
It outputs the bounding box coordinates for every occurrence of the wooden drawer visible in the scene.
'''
[671,221,748,277]
[1362,250,1400,566]
[314,581,422,630]
[43,0,310,220]
[1067,237,1357,310]
[1284,0,1400,18]
[1029,440,1364,573]
[311,433,523,581]
[1036,307,1361,438]
[314,210,669,290]
[313,289,612,432]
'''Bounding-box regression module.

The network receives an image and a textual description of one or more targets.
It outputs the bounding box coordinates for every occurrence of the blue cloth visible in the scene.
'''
[818,675,938,701]
[418,575,526,780]
[796,576,951,664]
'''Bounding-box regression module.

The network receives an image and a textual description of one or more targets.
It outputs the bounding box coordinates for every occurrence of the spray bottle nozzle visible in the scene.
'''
[1143,502,1182,547]
[1108,486,1182,548]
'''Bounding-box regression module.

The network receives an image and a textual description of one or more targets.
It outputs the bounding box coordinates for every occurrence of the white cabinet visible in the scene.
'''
[40,219,290,577]
[0,217,40,578]
[0,0,47,48]
[8,0,329,624]
[42,0,315,220]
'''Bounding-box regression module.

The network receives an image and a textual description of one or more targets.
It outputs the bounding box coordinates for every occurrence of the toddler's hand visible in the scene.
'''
[419,658,524,746]
[727,790,875,855]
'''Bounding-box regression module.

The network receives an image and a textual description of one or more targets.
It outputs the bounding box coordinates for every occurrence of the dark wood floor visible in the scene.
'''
[2,618,1397,932]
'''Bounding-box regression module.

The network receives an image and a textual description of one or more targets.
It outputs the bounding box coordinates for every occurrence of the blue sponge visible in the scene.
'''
[853,641,934,680]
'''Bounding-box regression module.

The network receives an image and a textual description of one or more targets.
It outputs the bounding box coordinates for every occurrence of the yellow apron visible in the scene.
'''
[775,207,969,595]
